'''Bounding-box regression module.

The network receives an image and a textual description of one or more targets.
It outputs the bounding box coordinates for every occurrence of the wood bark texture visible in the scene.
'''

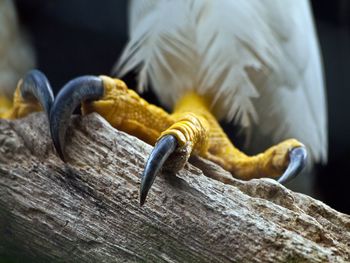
[0,113,349,262]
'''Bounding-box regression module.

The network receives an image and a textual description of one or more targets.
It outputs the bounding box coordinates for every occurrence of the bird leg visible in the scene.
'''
[0,95,13,118]
[82,76,173,146]
[49,76,307,205]
[151,92,306,188]
[49,76,173,161]
[0,70,54,120]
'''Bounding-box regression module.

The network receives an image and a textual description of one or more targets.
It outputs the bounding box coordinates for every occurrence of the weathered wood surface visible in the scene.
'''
[0,113,349,262]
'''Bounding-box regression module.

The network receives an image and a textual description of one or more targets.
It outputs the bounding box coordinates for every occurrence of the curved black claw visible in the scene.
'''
[140,135,178,206]
[49,76,104,161]
[277,146,307,185]
[20,69,54,118]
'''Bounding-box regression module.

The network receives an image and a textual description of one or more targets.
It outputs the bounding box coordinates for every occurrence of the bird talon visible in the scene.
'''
[1,69,54,120]
[140,135,178,206]
[20,69,54,118]
[277,146,307,185]
[49,76,104,161]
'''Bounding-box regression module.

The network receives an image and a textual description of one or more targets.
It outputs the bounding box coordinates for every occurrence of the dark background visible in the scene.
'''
[15,1,350,214]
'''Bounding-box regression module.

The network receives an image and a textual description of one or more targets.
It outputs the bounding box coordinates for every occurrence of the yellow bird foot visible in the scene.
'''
[49,76,307,205]
[0,70,54,120]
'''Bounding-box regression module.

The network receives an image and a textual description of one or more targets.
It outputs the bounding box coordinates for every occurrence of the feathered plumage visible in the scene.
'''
[0,0,35,98]
[115,0,327,165]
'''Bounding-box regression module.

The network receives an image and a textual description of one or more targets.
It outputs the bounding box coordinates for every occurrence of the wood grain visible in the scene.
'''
[0,113,349,262]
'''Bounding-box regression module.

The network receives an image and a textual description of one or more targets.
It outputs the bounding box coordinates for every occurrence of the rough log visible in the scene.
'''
[0,113,349,262]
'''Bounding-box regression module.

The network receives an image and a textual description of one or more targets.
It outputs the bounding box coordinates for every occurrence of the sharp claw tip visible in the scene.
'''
[56,149,66,163]
[139,188,148,207]
[277,146,307,185]
[59,154,66,163]
[138,134,178,206]
[52,141,66,163]
[139,196,146,207]
[139,179,150,206]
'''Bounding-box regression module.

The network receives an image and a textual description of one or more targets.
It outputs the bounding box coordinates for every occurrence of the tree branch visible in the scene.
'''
[0,113,349,262]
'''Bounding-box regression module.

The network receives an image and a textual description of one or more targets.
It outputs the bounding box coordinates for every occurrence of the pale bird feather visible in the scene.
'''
[114,0,328,164]
[0,0,35,98]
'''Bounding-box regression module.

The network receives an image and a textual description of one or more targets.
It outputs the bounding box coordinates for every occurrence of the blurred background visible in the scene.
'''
[14,0,350,214]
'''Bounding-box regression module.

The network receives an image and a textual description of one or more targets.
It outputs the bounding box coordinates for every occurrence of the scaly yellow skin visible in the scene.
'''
[83,76,304,180]
[0,80,42,119]
[0,75,303,179]
[0,94,12,118]
[82,76,173,145]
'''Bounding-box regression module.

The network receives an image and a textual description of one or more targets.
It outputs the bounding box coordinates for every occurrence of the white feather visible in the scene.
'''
[0,0,35,98]
[115,0,327,164]
[247,0,327,163]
